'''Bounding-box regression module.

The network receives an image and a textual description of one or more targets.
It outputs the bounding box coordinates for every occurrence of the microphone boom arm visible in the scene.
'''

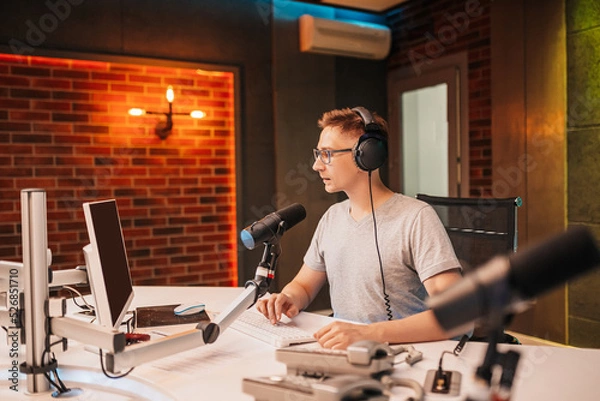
[109,241,281,372]
[212,242,280,333]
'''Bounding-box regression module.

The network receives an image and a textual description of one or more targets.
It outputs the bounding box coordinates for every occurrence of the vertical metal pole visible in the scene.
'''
[21,189,51,394]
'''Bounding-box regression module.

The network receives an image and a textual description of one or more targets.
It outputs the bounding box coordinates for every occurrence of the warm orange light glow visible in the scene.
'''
[166,85,174,103]
[195,68,230,77]
[190,110,205,119]
[0,53,237,286]
[128,108,146,116]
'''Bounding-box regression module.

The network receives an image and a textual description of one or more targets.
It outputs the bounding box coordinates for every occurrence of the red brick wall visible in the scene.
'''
[0,54,238,287]
[387,0,492,196]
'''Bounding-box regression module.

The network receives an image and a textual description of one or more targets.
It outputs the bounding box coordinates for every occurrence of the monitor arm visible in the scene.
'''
[105,242,280,373]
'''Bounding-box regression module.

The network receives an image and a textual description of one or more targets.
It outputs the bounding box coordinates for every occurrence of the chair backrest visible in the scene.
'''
[417,194,523,344]
[416,194,522,272]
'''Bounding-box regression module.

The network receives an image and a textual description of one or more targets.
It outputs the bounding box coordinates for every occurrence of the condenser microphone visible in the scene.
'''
[428,226,600,335]
[240,203,306,250]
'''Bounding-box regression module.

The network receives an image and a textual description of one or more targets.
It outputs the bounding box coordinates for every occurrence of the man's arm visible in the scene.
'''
[369,268,469,343]
[314,269,469,349]
[422,267,462,295]
[256,264,327,324]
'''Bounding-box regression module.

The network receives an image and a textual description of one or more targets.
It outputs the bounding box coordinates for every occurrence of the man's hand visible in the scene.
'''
[255,265,327,324]
[313,321,377,350]
[255,293,300,324]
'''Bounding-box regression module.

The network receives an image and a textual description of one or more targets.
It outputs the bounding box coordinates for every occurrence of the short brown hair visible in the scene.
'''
[317,107,388,140]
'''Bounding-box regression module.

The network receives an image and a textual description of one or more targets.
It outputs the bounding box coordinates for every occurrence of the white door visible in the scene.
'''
[387,53,469,198]
[401,83,449,197]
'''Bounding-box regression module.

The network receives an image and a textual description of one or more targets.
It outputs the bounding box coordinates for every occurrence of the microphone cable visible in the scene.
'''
[368,171,393,321]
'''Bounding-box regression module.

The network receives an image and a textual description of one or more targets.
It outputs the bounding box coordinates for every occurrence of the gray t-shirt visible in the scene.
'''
[304,193,460,323]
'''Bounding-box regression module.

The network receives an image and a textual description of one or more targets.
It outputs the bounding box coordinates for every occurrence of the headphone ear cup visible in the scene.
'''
[354,133,388,171]
[351,107,388,171]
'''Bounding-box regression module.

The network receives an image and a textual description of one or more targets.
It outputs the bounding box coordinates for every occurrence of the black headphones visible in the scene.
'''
[351,107,388,172]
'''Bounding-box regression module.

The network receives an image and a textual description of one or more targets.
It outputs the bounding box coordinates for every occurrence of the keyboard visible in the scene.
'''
[230,309,316,348]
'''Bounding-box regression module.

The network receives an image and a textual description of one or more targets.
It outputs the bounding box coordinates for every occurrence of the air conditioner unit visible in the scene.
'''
[299,14,391,60]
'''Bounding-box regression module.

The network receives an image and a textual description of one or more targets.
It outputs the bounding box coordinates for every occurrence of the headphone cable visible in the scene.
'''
[368,171,393,320]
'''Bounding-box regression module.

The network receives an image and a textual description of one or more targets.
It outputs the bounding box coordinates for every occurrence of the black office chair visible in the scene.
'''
[416,193,523,344]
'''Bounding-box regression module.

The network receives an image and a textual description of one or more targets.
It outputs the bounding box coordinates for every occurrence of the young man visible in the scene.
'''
[256,107,466,349]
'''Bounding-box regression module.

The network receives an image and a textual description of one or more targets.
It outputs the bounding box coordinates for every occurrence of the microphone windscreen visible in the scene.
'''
[276,203,306,231]
[240,203,307,250]
[509,226,600,299]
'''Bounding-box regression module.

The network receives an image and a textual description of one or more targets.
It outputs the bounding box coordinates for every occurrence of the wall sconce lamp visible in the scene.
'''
[128,86,205,140]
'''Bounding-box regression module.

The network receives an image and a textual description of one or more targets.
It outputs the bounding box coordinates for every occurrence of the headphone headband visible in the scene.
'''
[352,106,376,126]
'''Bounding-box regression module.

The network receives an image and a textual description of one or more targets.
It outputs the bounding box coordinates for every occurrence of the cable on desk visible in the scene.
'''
[391,345,423,366]
[432,334,469,394]
[98,315,137,378]
[380,375,424,401]
[124,314,135,334]
[63,285,95,313]
[42,339,70,395]
[438,334,469,368]
[99,349,135,379]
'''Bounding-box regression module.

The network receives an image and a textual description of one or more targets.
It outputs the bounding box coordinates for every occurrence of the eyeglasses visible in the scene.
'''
[313,148,353,165]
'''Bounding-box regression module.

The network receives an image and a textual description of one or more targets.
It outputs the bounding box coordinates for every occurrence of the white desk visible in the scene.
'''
[1,286,599,400]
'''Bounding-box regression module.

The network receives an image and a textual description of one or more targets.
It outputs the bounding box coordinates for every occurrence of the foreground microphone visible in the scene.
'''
[240,203,306,250]
[428,226,600,335]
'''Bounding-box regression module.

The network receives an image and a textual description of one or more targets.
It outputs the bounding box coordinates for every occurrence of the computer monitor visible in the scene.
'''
[82,199,134,330]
